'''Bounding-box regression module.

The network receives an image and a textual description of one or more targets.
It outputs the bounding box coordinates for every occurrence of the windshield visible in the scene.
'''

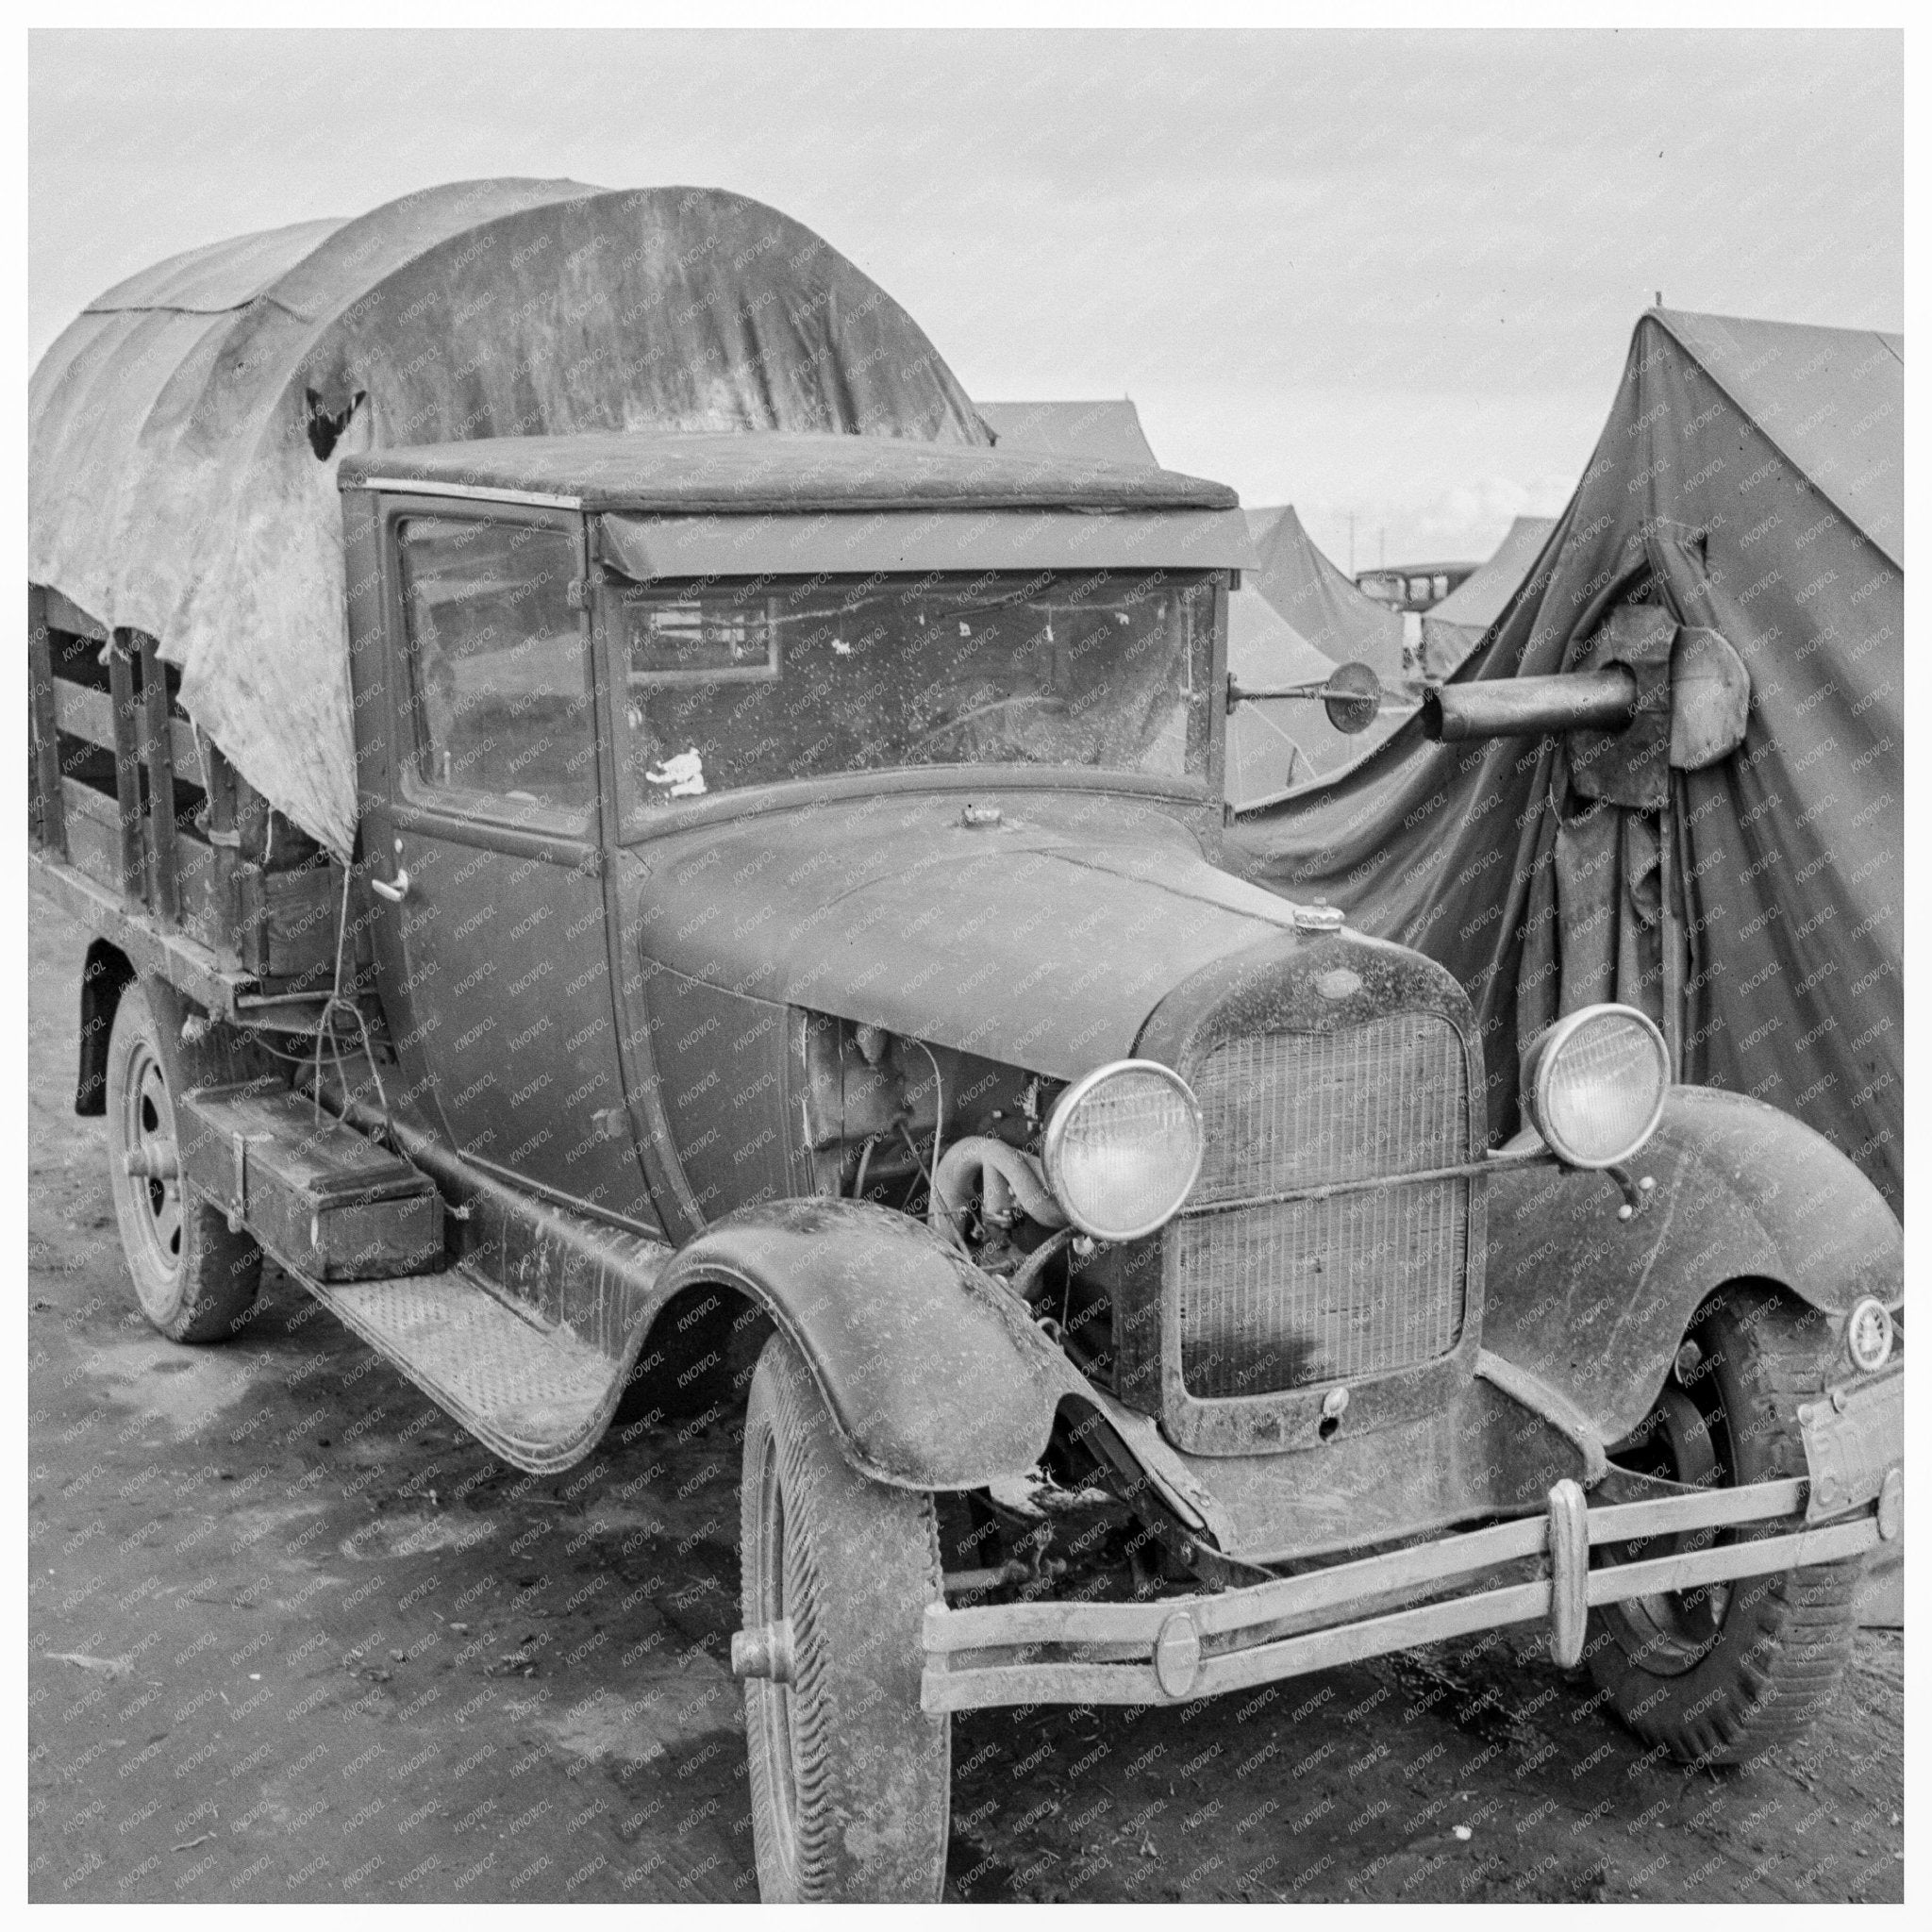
[608,570,1216,821]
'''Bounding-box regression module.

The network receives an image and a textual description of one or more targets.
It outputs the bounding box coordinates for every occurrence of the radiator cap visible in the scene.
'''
[1292,900,1345,934]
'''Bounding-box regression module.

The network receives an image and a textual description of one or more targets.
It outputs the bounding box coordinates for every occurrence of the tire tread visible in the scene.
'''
[741,1336,948,1901]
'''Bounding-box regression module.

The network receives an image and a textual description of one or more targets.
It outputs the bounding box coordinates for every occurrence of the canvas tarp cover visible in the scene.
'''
[28,179,992,856]
[1419,514,1558,679]
[1228,309,1904,1214]
[1245,505,1406,683]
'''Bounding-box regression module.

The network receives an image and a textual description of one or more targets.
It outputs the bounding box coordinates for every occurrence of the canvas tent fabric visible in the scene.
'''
[1657,311,1903,570]
[1244,505,1406,684]
[1224,504,1410,808]
[29,179,994,857]
[1419,514,1557,679]
[1228,308,1904,1215]
[1223,583,1414,810]
[1224,590,1336,806]
[977,399,1158,468]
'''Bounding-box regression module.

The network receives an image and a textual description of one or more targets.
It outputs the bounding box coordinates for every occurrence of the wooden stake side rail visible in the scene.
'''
[52,677,201,792]
[27,586,65,855]
[29,584,344,994]
[104,645,144,904]
[922,1475,1880,1714]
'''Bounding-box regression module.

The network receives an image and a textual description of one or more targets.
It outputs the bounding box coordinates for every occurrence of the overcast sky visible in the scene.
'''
[28,28,1901,570]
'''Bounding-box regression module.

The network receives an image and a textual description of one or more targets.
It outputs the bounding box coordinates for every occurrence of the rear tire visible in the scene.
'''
[106,981,262,1342]
[1587,1282,1860,1765]
[740,1332,950,1901]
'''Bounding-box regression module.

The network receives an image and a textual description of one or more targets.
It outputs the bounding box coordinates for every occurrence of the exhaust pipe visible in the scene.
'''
[1421,665,1639,743]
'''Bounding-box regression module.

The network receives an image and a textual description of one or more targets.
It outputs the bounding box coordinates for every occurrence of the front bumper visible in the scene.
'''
[922,1367,1901,1714]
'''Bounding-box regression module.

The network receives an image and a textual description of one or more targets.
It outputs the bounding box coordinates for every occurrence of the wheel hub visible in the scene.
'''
[120,1041,185,1293]
[1604,1374,1734,1672]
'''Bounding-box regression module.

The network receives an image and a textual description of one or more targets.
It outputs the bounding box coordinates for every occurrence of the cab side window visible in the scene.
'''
[396,516,593,821]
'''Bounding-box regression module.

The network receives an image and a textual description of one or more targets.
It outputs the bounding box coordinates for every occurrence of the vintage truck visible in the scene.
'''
[29,184,1903,1902]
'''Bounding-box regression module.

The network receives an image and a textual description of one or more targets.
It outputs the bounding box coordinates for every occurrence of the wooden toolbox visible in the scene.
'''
[175,1083,443,1282]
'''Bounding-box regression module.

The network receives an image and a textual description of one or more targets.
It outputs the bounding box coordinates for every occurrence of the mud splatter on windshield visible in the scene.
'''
[610,571,1215,819]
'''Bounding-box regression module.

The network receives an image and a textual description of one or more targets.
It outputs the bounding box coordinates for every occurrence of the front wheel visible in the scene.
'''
[1587,1282,1862,1765]
[106,980,262,1342]
[739,1332,950,1901]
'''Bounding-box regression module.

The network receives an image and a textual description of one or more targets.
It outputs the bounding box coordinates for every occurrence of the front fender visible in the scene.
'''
[1482,1086,1903,1447]
[648,1197,1087,1491]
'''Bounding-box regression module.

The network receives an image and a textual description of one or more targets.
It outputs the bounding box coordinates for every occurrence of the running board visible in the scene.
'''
[263,1057,683,1473]
[294,1264,637,1474]
[180,1077,677,1473]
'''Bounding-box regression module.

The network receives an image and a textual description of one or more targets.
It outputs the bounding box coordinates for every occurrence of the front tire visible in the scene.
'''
[1587,1282,1861,1765]
[106,980,262,1342]
[740,1333,950,1901]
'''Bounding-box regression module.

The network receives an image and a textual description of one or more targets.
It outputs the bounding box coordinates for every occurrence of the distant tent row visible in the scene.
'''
[1419,514,1557,678]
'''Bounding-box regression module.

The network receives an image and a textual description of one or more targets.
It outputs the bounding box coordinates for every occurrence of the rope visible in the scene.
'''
[308,858,394,1151]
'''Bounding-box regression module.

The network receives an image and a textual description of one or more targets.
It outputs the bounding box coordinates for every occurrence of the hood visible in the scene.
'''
[624,791,1319,1081]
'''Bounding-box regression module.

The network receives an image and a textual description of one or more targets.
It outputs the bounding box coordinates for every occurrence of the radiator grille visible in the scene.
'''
[1175,1016,1470,1398]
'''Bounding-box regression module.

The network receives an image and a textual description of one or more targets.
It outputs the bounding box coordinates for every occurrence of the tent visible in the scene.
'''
[29,180,993,857]
[1244,505,1406,684]
[1224,590,1338,806]
[1418,514,1558,678]
[1228,308,1904,1221]
[978,398,1158,468]
[1226,504,1414,808]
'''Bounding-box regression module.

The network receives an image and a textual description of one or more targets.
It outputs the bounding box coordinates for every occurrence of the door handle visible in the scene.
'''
[370,868,411,905]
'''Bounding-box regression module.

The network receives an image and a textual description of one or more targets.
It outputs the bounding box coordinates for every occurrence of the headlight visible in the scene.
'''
[1522,1004,1669,1169]
[1042,1060,1205,1242]
[1846,1296,1894,1373]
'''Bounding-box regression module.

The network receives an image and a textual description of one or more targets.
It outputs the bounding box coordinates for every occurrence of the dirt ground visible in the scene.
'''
[26,881,1905,1904]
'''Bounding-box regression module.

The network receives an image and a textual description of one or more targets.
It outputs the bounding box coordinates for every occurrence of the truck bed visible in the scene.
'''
[28,582,368,1027]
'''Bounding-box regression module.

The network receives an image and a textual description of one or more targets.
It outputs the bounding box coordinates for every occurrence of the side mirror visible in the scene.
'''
[1320,662,1384,735]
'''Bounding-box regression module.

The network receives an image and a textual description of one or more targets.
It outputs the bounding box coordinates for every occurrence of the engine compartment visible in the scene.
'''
[797,1014,1120,1357]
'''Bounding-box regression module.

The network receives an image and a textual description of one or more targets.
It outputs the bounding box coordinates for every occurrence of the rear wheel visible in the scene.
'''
[739,1332,950,1901]
[106,981,261,1342]
[1587,1282,1860,1764]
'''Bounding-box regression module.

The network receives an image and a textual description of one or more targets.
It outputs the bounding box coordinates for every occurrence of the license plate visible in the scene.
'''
[1799,1366,1902,1523]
